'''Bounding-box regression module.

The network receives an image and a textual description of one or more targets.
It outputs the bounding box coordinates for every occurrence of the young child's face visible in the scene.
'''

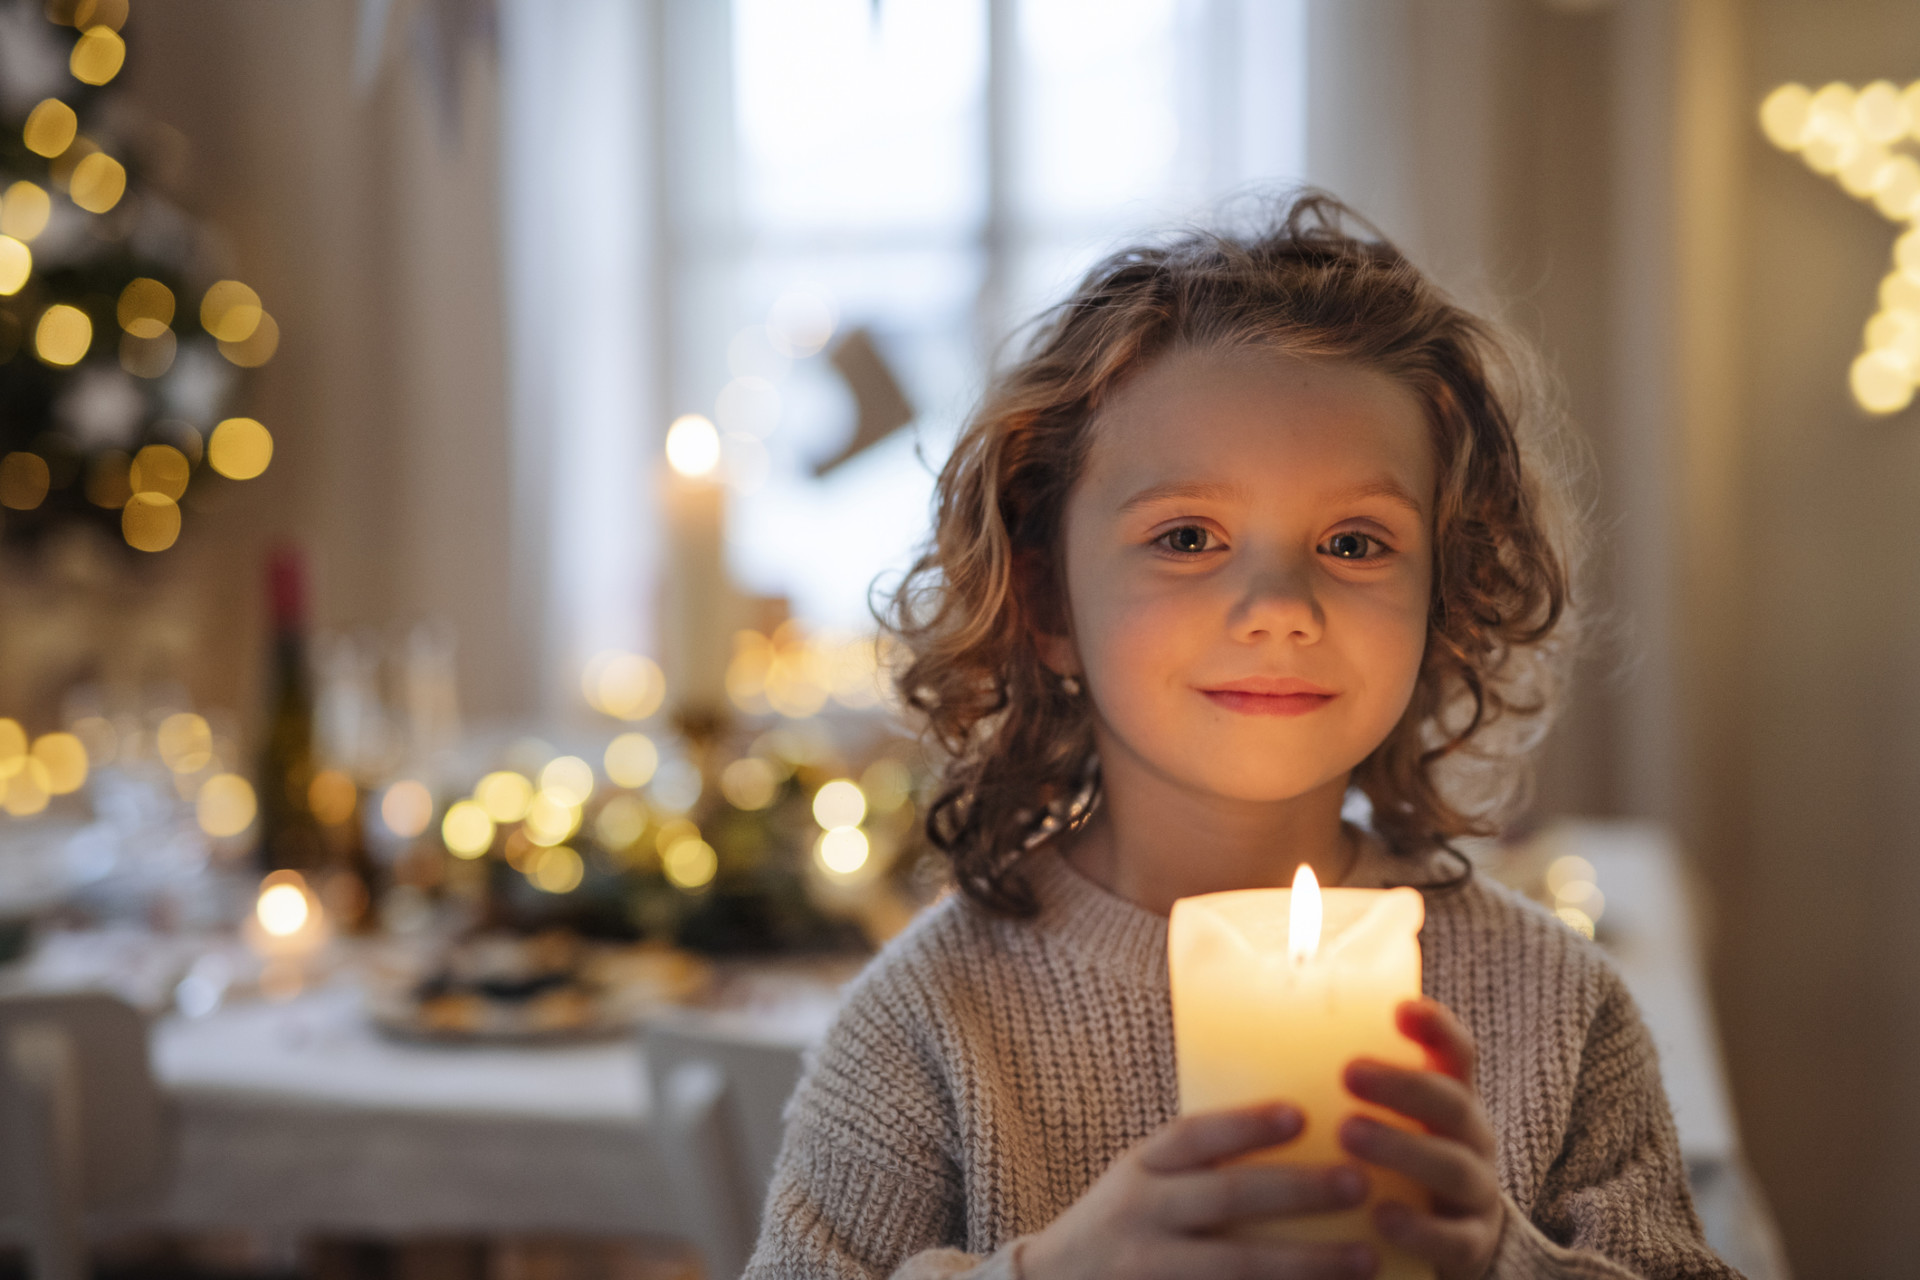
[1045,346,1434,805]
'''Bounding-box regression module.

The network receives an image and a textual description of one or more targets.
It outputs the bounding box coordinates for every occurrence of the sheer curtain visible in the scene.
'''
[499,0,1306,714]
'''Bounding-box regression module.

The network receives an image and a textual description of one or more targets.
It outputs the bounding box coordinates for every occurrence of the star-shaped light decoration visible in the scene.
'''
[1761,81,1920,415]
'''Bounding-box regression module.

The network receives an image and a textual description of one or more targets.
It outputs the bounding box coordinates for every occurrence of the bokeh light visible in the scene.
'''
[34,304,91,366]
[256,878,310,937]
[523,790,581,846]
[530,845,585,893]
[201,281,263,343]
[1544,855,1597,896]
[539,755,595,807]
[594,794,648,850]
[441,800,496,859]
[474,770,534,823]
[665,414,721,477]
[117,278,175,337]
[69,25,126,85]
[812,777,866,829]
[0,182,51,241]
[719,756,778,810]
[68,151,125,213]
[3,759,51,816]
[156,712,213,773]
[122,492,181,552]
[380,779,434,838]
[130,444,190,500]
[662,838,718,890]
[196,773,258,837]
[218,311,279,367]
[308,769,358,826]
[0,237,29,295]
[603,732,659,789]
[30,733,87,794]
[208,417,273,479]
[22,99,77,158]
[583,649,666,720]
[815,825,870,876]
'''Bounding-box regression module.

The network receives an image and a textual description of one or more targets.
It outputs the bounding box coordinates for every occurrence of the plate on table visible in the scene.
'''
[362,931,713,1044]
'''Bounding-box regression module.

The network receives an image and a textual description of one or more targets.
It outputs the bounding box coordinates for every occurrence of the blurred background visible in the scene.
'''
[0,1,1912,1277]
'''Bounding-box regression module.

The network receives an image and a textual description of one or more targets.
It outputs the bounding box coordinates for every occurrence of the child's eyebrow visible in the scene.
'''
[1328,479,1428,519]
[1115,480,1244,513]
[1116,477,1427,518]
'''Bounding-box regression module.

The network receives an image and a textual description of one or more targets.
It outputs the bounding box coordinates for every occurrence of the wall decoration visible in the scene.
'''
[1761,80,1920,415]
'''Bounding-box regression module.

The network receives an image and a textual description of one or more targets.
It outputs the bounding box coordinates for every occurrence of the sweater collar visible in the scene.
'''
[1020,832,1451,985]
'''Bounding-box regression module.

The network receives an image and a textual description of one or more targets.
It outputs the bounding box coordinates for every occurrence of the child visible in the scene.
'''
[743,194,1738,1280]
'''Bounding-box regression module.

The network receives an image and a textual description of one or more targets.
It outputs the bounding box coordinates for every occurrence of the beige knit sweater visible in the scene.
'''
[743,839,1741,1280]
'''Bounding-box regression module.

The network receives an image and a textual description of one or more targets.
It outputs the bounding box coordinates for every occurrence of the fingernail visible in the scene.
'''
[1268,1103,1302,1132]
[1331,1165,1366,1202]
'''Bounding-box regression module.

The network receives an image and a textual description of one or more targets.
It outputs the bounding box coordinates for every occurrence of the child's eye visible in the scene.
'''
[1156,526,1218,555]
[1321,531,1387,560]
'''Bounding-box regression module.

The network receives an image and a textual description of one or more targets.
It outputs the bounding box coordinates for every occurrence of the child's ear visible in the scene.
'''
[1012,548,1080,677]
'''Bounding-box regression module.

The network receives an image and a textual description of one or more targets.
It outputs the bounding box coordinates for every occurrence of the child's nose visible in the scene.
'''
[1227,551,1324,644]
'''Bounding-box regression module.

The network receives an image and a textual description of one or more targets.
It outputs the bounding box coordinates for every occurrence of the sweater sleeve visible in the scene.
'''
[743,962,980,1280]
[1488,968,1743,1280]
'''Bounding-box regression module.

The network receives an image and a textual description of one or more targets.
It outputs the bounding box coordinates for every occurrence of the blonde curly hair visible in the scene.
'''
[885,192,1580,917]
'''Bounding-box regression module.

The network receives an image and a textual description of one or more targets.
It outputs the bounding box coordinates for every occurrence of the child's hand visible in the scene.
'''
[1339,999,1504,1280]
[1021,1103,1377,1280]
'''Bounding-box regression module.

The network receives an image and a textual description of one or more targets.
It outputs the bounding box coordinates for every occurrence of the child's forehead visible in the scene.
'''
[1081,347,1435,502]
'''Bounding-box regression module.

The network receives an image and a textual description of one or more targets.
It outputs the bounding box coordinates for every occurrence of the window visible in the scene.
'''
[502,0,1307,704]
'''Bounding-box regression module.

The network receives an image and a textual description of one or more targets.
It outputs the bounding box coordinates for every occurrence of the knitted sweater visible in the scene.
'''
[743,839,1741,1280]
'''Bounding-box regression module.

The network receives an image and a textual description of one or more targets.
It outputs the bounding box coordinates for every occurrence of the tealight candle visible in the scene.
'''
[1169,865,1431,1280]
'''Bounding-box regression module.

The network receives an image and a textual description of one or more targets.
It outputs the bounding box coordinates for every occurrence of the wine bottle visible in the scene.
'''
[257,545,324,873]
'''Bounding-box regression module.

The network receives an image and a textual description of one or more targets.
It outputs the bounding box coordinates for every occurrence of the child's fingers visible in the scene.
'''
[1139,1103,1304,1174]
[1375,1199,1500,1277]
[1336,1116,1499,1213]
[1343,1060,1495,1156]
[1154,1161,1369,1233]
[1395,999,1476,1084]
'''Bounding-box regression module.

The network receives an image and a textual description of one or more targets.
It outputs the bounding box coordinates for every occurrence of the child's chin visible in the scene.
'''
[1178,757,1350,805]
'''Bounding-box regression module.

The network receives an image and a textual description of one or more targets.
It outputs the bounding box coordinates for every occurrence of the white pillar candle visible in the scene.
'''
[1170,866,1432,1280]
[661,415,733,721]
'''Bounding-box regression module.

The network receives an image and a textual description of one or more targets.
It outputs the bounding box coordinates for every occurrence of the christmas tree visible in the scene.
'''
[0,0,275,554]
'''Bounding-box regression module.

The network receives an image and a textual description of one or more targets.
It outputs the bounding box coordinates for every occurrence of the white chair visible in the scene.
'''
[642,1015,810,1280]
[0,992,171,1280]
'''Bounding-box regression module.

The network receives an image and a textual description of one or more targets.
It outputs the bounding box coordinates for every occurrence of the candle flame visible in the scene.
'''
[1288,862,1321,964]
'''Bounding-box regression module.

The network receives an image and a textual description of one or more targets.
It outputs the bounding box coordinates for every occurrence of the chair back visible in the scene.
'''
[641,1015,810,1280]
[0,991,170,1280]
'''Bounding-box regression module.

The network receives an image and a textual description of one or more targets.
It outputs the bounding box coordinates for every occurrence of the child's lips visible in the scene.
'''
[1198,679,1338,717]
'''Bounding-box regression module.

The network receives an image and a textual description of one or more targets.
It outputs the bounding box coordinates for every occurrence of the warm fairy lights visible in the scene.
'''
[2,6,281,559]
[1546,854,1604,939]
[1761,79,1920,413]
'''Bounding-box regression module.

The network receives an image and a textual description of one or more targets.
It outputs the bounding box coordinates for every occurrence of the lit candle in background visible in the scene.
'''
[244,869,330,1000]
[1169,866,1432,1280]
[662,414,735,725]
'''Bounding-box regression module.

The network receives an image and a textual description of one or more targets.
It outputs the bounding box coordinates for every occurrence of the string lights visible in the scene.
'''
[0,1,279,553]
[1761,79,1920,414]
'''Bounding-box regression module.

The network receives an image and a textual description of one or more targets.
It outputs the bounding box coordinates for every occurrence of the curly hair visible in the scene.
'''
[885,191,1581,917]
